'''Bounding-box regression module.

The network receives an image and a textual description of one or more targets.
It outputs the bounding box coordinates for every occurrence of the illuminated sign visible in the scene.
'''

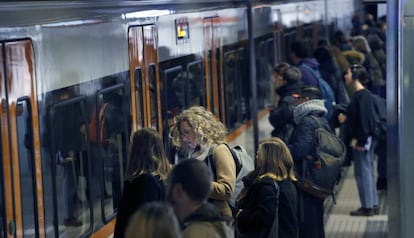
[175,18,190,44]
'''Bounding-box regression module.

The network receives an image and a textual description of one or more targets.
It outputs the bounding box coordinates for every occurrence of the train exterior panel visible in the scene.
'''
[0,1,355,237]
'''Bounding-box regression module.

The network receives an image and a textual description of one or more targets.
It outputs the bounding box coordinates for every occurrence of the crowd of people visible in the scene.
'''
[106,12,388,238]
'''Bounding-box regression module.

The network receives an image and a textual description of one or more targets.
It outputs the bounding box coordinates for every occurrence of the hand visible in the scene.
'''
[236,209,243,218]
[62,156,74,164]
[352,145,366,152]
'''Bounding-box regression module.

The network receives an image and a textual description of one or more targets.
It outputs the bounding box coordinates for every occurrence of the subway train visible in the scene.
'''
[0,0,356,237]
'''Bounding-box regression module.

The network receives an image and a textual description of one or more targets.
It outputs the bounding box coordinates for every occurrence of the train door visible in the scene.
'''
[128,25,162,134]
[0,40,44,237]
[204,17,224,121]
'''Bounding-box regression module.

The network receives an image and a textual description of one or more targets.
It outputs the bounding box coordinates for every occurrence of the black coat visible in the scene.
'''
[113,173,166,238]
[269,82,302,142]
[236,175,298,238]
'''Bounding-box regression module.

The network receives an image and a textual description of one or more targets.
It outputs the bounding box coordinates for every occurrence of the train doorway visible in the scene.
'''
[0,40,44,238]
[128,25,162,134]
[204,17,224,121]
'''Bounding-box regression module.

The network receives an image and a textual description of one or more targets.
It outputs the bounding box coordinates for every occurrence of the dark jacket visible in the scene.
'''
[236,174,298,238]
[268,82,302,142]
[113,173,166,238]
[346,89,376,147]
[297,58,320,87]
[288,99,329,172]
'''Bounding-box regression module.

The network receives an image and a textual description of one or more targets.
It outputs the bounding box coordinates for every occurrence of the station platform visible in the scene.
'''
[324,165,388,238]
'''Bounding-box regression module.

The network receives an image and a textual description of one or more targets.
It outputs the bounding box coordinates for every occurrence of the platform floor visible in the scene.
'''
[324,165,388,238]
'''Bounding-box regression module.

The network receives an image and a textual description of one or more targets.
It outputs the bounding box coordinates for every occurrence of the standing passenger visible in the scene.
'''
[268,63,303,142]
[170,106,236,218]
[113,128,171,238]
[236,137,298,238]
[341,64,379,216]
[287,86,329,238]
[168,159,234,238]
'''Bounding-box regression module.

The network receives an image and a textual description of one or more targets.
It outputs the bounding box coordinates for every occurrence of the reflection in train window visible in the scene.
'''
[98,84,128,222]
[148,64,159,130]
[134,67,144,129]
[186,60,205,107]
[163,66,184,121]
[49,94,91,237]
[16,98,38,237]
[223,50,238,130]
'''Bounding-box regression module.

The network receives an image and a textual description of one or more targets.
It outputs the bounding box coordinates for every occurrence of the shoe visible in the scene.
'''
[350,207,374,216]
[64,218,82,227]
[376,178,387,190]
[373,205,380,215]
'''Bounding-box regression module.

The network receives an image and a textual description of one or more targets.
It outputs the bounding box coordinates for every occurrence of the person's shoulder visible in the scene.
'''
[183,221,229,238]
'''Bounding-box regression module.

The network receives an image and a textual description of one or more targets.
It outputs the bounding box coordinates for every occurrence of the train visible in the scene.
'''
[0,0,356,237]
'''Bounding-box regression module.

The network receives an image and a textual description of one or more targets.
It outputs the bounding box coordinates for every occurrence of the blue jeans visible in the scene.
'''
[352,139,378,208]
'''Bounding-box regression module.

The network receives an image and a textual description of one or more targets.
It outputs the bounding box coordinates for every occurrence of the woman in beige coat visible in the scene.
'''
[170,106,236,218]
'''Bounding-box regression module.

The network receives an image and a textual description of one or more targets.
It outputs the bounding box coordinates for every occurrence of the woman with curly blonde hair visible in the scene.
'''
[170,106,236,218]
[236,137,298,238]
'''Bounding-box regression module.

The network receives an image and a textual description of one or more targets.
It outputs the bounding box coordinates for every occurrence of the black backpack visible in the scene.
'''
[295,116,346,200]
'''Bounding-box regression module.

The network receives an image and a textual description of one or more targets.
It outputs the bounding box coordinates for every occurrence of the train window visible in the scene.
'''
[49,94,91,237]
[186,60,205,107]
[238,47,251,121]
[148,64,159,130]
[97,84,128,222]
[162,65,184,121]
[16,98,38,237]
[223,50,239,130]
[134,67,144,128]
[283,29,296,63]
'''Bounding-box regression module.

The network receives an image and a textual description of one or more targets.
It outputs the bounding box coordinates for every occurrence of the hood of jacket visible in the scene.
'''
[183,203,232,238]
[293,99,327,124]
[343,50,366,65]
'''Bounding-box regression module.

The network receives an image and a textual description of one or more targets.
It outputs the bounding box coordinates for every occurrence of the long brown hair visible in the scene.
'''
[255,137,297,181]
[126,128,171,180]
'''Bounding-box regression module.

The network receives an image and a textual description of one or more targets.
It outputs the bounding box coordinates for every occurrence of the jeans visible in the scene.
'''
[352,139,378,208]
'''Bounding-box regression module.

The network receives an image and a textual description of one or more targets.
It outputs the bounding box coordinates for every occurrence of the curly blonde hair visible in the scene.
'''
[170,106,227,153]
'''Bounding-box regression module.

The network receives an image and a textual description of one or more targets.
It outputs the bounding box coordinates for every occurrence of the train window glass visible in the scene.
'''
[256,40,266,109]
[97,84,128,222]
[162,66,184,122]
[237,47,251,121]
[223,50,238,130]
[186,60,205,107]
[148,64,159,130]
[134,67,144,128]
[0,119,4,238]
[283,29,296,63]
[49,94,91,237]
[16,98,38,237]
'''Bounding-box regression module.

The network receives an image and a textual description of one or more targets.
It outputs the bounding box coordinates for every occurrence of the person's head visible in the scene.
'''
[273,62,290,86]
[168,159,213,221]
[126,128,171,179]
[255,137,296,181]
[295,86,322,106]
[125,202,181,238]
[170,106,227,153]
[344,64,370,87]
[290,41,311,64]
[313,46,333,64]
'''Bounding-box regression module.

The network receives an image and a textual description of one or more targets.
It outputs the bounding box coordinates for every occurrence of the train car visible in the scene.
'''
[0,0,355,237]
